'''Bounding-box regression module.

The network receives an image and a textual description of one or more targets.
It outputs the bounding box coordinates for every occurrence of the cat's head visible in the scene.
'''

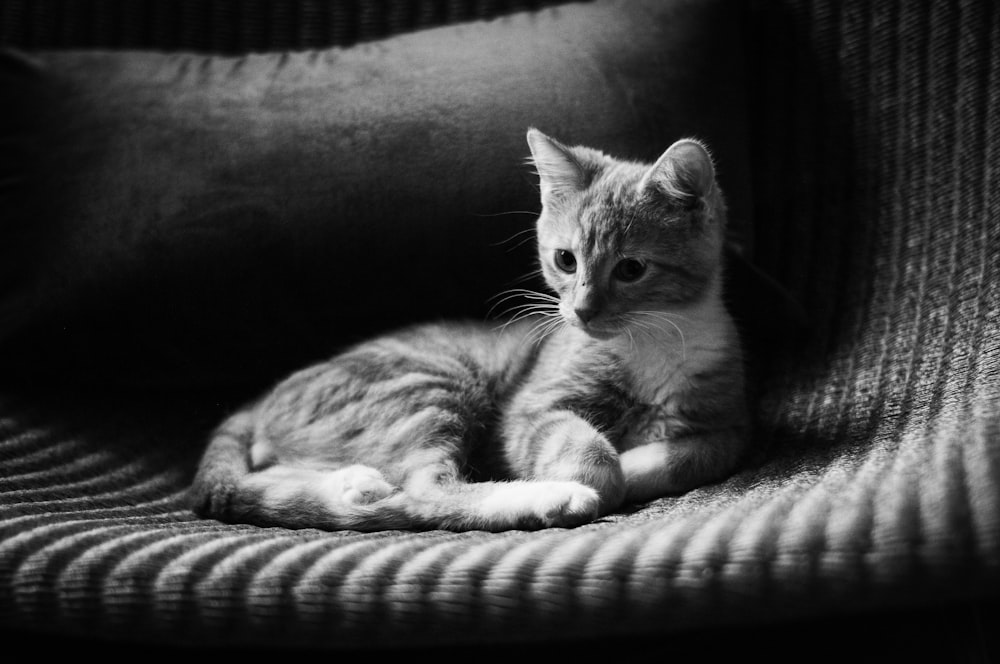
[526,129,727,340]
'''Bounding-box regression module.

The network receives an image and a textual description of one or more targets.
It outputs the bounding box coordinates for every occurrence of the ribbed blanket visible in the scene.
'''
[1,0,998,650]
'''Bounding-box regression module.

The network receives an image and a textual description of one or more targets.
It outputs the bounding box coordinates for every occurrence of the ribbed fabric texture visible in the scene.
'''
[0,0,567,52]
[747,0,1000,493]
[1,0,999,648]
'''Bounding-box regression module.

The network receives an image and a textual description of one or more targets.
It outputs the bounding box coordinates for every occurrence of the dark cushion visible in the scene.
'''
[0,0,751,388]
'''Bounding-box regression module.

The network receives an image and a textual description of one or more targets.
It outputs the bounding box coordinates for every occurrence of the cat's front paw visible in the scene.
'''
[327,465,395,505]
[479,481,600,530]
[536,482,601,528]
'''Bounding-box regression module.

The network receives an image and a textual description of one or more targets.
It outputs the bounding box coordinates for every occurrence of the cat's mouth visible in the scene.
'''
[583,327,620,340]
[569,318,624,340]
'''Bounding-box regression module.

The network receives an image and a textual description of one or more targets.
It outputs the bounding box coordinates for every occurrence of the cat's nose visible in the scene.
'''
[574,306,598,324]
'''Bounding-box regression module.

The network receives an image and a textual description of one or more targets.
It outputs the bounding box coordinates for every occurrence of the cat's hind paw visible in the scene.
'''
[327,465,395,505]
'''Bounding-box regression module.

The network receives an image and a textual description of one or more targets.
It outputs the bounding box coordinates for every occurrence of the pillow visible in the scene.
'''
[0,0,752,388]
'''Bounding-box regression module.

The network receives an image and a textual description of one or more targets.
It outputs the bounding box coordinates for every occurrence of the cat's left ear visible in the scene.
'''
[642,138,715,203]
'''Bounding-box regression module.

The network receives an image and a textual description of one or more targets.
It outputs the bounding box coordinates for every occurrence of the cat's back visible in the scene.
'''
[246,317,544,465]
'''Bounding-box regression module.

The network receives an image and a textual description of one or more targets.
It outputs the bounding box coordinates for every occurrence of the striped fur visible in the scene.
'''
[190,131,750,531]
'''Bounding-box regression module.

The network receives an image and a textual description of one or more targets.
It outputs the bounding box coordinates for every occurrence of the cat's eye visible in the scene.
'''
[554,249,577,273]
[613,258,646,282]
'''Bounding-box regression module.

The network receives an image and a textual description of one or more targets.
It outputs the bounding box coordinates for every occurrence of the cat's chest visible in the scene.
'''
[613,326,695,406]
[610,321,726,448]
[614,304,731,403]
[602,355,691,453]
[622,346,687,405]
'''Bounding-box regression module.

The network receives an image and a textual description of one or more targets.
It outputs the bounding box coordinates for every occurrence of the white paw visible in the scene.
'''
[480,481,600,529]
[327,465,395,505]
[536,482,601,526]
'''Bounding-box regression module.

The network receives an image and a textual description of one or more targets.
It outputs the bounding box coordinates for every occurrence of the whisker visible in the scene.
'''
[628,311,688,360]
[529,316,565,347]
[507,237,538,253]
[473,210,539,218]
[494,307,556,330]
[624,316,660,346]
[489,226,537,249]
[632,310,693,323]
[485,288,559,320]
[505,306,560,324]
[632,311,690,340]
[526,317,550,342]
[491,296,560,336]
[518,293,560,304]
[626,316,655,336]
[527,310,562,340]
[487,287,559,303]
[504,268,544,287]
[625,326,637,354]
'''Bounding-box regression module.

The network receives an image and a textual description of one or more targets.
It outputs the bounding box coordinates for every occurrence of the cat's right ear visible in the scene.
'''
[526,128,587,204]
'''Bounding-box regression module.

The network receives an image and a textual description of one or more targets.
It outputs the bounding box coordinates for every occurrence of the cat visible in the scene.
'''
[189,129,750,532]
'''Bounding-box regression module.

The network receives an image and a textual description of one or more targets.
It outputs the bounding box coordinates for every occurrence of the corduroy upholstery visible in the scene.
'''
[1,0,998,656]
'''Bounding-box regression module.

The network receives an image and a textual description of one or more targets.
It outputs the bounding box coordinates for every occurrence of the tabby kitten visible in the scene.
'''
[189,129,749,531]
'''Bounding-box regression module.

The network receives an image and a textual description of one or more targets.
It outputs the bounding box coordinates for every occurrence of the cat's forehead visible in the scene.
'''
[585,162,647,207]
[576,168,653,248]
[537,159,685,252]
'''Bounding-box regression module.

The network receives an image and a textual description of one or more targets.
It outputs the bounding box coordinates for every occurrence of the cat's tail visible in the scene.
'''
[187,411,261,524]
[188,412,423,531]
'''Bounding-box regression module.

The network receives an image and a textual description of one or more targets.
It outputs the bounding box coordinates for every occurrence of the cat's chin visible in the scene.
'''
[572,323,622,341]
